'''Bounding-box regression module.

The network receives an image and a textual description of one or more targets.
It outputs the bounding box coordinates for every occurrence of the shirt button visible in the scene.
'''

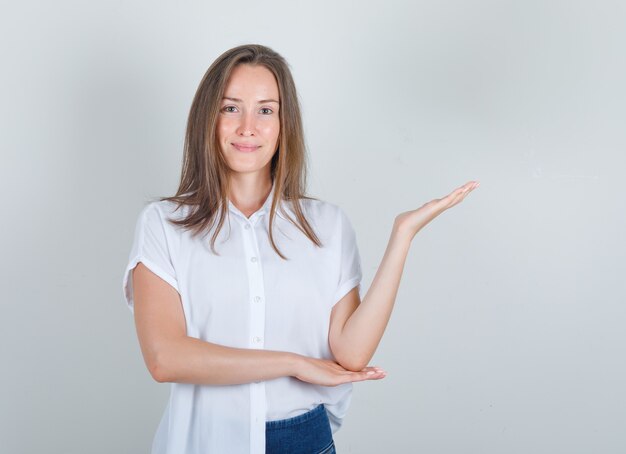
[254,296,261,303]
[250,256,257,263]
[253,336,262,343]
[244,224,250,230]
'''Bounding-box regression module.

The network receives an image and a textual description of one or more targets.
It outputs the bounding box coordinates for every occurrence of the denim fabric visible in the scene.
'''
[265,404,336,454]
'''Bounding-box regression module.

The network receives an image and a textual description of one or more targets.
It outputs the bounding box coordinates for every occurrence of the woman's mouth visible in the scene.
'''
[232,143,260,152]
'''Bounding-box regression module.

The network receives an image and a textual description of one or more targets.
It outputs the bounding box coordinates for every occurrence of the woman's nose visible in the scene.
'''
[237,112,256,136]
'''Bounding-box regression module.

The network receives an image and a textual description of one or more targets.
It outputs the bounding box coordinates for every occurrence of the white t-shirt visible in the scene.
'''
[122,180,363,454]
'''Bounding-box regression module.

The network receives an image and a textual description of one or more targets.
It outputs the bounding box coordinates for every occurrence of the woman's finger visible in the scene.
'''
[361,371,386,381]
[333,369,367,384]
[352,368,387,383]
[360,366,382,372]
[456,182,476,196]
[447,181,479,204]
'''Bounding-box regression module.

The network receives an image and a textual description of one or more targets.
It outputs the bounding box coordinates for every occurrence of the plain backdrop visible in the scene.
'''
[1,1,625,453]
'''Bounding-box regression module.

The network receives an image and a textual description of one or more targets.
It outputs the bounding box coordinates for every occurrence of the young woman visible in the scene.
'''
[122,44,478,454]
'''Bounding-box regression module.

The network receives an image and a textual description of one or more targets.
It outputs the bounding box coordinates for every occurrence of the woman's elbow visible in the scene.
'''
[332,349,369,372]
[145,349,173,383]
[342,358,369,372]
[148,360,170,383]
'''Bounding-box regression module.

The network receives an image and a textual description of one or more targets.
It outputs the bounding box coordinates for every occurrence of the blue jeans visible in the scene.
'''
[265,404,336,454]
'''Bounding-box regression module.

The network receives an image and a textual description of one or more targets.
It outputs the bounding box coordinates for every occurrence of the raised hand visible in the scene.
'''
[394,180,480,239]
[293,356,386,387]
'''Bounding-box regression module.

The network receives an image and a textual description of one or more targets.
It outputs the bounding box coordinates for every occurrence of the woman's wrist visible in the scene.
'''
[284,352,304,377]
[392,216,418,242]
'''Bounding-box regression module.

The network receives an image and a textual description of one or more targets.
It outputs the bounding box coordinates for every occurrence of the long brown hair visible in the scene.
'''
[158,44,322,260]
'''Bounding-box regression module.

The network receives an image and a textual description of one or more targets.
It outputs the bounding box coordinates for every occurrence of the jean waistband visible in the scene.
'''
[265,404,326,430]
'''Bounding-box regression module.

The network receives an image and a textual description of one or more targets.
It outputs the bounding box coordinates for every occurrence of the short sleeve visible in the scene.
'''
[122,202,179,314]
[332,207,363,305]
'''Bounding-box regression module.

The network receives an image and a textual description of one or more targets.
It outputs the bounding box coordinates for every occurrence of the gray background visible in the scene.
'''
[1,0,625,452]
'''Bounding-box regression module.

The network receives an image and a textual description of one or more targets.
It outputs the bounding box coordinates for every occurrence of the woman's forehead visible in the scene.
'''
[224,64,279,101]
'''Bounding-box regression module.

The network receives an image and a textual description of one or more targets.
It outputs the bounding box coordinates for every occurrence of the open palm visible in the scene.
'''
[394,180,480,238]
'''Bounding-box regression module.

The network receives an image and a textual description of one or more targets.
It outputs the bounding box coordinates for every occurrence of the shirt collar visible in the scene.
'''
[227,180,294,222]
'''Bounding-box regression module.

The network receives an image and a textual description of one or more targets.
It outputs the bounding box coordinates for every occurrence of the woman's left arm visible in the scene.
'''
[329,180,480,372]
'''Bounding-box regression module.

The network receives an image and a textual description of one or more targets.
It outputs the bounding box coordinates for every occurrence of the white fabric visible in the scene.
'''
[122,180,362,454]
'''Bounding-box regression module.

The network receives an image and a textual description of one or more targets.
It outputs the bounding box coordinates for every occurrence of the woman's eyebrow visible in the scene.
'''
[222,96,280,104]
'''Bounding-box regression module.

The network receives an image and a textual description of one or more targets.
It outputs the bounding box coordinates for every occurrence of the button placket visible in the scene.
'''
[238,216,268,454]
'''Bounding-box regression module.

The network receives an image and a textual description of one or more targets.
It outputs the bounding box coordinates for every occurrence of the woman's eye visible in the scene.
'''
[222,106,273,114]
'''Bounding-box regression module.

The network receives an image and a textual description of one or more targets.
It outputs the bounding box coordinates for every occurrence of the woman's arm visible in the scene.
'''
[132,263,386,386]
[329,181,480,371]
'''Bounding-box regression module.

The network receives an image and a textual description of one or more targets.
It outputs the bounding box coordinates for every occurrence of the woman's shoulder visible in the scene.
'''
[296,196,345,225]
[138,198,193,228]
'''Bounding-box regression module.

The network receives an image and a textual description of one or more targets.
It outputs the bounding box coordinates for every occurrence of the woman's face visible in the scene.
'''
[216,64,281,179]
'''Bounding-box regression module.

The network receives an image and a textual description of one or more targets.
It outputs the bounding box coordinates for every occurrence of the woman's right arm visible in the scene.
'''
[131,263,385,386]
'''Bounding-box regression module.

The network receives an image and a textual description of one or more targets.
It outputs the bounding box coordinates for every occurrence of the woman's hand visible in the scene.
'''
[394,180,480,239]
[292,356,386,387]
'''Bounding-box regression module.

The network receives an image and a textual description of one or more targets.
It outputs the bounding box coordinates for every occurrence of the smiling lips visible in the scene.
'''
[232,142,260,152]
